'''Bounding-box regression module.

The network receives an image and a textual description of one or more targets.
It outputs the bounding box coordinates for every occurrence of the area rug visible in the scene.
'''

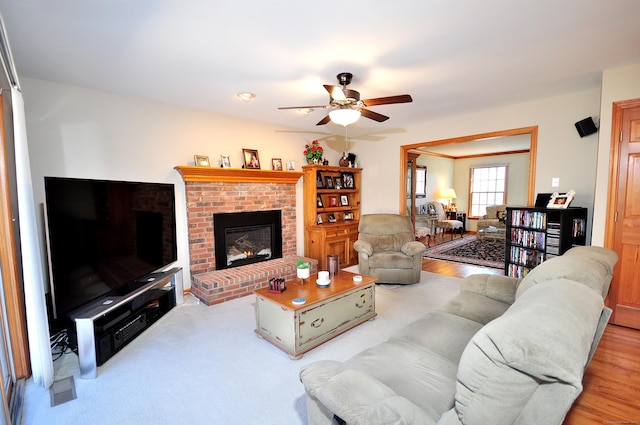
[423,236,505,269]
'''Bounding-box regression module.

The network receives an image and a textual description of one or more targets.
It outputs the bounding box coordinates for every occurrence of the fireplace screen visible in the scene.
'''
[213,210,282,270]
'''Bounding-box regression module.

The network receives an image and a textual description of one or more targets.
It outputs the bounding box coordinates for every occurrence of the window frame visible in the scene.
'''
[468,165,508,218]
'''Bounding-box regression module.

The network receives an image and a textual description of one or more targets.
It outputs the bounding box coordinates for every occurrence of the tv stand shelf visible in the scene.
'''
[70,267,183,379]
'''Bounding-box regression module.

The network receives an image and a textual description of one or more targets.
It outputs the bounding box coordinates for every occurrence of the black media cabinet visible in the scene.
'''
[70,267,183,379]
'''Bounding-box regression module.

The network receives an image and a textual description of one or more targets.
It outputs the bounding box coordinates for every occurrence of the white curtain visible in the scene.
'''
[2,12,54,388]
[12,88,54,388]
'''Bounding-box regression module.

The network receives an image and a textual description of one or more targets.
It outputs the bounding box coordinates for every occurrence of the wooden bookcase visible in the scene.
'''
[505,206,587,278]
[303,165,362,270]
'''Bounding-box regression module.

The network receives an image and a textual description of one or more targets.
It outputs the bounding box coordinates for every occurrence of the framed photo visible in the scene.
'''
[220,154,232,168]
[194,155,210,167]
[342,172,355,189]
[316,173,324,188]
[287,160,296,171]
[344,212,354,220]
[329,196,338,207]
[328,213,337,223]
[316,214,323,224]
[324,176,334,189]
[334,179,342,190]
[271,158,283,171]
[547,190,575,209]
[242,149,261,169]
[340,195,349,206]
[316,195,324,208]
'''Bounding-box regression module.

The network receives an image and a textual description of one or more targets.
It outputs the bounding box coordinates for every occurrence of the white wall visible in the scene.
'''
[354,89,602,239]
[22,78,344,288]
[23,67,637,290]
[592,63,640,245]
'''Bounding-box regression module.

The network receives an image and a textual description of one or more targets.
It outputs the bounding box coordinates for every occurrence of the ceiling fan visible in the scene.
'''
[278,72,413,126]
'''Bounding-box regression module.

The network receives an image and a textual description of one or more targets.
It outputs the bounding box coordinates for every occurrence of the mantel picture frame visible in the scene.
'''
[547,190,575,209]
[242,148,261,169]
[194,155,210,167]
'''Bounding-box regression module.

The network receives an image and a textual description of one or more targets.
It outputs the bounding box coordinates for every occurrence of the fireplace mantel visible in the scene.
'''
[175,165,303,184]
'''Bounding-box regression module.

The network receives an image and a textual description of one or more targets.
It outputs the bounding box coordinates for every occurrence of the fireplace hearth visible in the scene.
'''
[213,210,282,270]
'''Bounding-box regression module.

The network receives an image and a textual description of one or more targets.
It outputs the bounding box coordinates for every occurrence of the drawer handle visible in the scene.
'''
[355,300,367,308]
[311,318,324,328]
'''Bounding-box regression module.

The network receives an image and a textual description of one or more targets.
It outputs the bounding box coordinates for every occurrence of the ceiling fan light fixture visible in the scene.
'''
[329,107,361,126]
[298,108,314,115]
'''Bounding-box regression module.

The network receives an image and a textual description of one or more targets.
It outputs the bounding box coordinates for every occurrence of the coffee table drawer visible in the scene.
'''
[297,285,374,351]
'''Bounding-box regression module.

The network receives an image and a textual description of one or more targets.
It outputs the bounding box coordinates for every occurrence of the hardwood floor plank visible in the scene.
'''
[421,257,640,424]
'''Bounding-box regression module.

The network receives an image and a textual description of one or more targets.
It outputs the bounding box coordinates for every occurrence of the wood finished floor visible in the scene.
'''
[422,256,640,424]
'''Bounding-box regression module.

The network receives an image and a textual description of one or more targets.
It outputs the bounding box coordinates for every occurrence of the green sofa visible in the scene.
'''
[299,246,618,425]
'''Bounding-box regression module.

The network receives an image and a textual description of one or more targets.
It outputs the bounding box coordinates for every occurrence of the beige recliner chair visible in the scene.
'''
[477,204,507,239]
[354,214,427,284]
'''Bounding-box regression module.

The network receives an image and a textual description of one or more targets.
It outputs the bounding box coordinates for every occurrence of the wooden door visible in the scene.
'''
[609,99,640,329]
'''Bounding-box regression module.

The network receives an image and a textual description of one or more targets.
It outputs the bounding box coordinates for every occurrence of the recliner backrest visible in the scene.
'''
[358,214,414,252]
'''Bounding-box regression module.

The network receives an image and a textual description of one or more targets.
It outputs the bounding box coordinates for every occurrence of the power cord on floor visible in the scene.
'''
[50,329,74,361]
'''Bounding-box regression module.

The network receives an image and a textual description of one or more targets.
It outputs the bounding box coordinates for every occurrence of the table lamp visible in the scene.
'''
[441,188,457,211]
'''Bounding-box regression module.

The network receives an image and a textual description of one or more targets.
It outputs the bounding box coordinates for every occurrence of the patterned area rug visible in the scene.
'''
[423,236,505,269]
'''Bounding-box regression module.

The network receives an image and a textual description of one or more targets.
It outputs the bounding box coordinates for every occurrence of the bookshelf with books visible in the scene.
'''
[302,165,362,270]
[505,206,587,278]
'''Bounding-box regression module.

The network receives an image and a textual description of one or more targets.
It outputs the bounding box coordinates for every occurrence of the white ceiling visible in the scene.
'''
[2,0,640,139]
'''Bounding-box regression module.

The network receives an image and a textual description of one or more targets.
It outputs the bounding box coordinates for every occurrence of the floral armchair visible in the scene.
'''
[426,201,463,241]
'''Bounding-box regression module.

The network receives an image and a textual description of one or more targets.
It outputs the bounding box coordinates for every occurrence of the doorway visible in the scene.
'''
[399,126,538,218]
[606,98,640,329]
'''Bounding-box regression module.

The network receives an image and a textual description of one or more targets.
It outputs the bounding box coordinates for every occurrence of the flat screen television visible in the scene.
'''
[44,177,177,333]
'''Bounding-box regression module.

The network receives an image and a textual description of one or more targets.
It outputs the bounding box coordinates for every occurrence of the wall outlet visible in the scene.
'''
[551,177,560,188]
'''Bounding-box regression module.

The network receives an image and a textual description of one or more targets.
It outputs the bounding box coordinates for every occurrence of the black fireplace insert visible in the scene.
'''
[213,210,283,270]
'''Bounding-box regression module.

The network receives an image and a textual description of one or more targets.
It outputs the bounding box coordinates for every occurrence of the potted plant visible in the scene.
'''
[303,140,324,164]
[296,258,311,279]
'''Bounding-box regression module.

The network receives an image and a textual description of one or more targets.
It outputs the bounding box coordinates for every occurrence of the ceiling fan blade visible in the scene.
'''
[362,94,413,106]
[278,105,328,110]
[360,108,389,122]
[316,115,332,126]
[323,85,346,101]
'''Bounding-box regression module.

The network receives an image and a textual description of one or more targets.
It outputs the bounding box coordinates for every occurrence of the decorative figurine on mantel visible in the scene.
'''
[340,152,357,167]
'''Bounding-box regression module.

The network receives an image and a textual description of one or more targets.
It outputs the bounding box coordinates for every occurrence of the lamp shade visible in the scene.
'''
[329,107,361,126]
[441,188,457,199]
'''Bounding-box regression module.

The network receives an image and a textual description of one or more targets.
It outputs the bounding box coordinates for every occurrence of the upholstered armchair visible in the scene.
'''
[354,214,427,284]
[426,201,463,241]
[477,205,507,238]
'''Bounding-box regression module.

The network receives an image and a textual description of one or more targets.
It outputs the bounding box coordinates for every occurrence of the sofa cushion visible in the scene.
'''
[390,310,484,364]
[515,255,607,299]
[345,340,458,419]
[455,279,603,425]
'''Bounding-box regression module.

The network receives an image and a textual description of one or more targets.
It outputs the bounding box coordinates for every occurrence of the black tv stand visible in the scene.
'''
[69,267,183,379]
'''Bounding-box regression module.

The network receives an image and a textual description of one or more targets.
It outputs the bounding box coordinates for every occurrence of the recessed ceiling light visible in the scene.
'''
[237,92,256,102]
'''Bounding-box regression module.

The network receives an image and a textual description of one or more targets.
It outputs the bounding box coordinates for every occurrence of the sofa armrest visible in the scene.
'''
[401,241,427,257]
[461,274,522,305]
[300,360,436,425]
[353,240,373,256]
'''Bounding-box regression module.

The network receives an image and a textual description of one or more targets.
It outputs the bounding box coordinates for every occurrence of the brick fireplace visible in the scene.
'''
[175,166,317,305]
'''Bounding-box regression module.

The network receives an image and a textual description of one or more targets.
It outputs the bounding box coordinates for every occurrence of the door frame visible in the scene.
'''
[604,98,640,248]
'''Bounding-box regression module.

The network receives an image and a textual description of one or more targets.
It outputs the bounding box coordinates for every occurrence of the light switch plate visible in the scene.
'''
[551,177,560,187]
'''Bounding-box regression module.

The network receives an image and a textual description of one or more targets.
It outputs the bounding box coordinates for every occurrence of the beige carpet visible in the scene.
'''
[22,270,464,425]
